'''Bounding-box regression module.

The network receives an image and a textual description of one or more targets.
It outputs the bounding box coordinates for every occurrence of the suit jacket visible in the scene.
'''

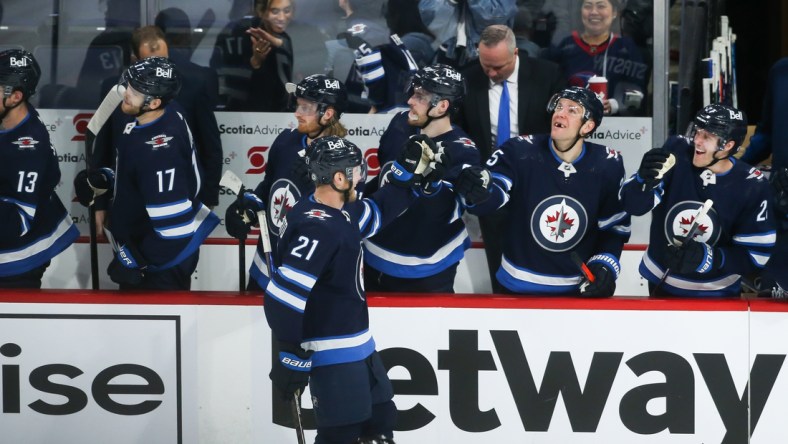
[458,54,565,161]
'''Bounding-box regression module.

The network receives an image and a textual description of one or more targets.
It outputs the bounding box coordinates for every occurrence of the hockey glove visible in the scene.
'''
[74,168,115,207]
[291,155,313,189]
[225,191,264,239]
[771,167,788,216]
[665,237,719,275]
[579,254,620,298]
[421,142,452,194]
[636,148,675,189]
[455,166,492,205]
[107,243,147,286]
[270,342,312,400]
[389,134,436,188]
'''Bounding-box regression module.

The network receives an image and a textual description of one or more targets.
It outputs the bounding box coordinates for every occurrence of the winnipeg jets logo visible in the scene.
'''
[664,201,719,245]
[531,195,588,252]
[517,135,534,144]
[305,209,331,220]
[269,179,302,235]
[605,147,620,160]
[146,134,173,149]
[12,137,39,149]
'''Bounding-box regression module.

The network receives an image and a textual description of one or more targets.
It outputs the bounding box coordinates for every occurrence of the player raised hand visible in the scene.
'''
[455,165,492,205]
[421,141,452,193]
[225,191,264,239]
[389,134,436,188]
[637,148,675,189]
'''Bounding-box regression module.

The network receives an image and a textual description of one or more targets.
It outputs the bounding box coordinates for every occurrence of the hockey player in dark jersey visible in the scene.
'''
[225,74,349,291]
[364,64,480,292]
[265,135,446,444]
[74,57,220,290]
[454,86,630,296]
[0,49,79,288]
[620,104,777,297]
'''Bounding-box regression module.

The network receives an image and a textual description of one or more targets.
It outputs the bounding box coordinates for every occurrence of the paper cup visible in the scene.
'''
[587,76,608,101]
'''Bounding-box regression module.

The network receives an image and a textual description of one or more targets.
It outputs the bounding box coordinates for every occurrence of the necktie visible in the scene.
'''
[496,80,511,147]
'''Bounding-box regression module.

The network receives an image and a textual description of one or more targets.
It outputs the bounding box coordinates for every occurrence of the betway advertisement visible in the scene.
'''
[39,111,652,243]
[2,297,788,443]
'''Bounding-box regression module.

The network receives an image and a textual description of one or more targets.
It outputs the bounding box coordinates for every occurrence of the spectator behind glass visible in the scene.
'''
[513,6,541,58]
[383,0,436,67]
[542,0,649,116]
[210,0,258,110]
[246,0,295,112]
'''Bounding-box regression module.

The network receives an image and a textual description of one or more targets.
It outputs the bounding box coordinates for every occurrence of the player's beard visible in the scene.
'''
[297,118,321,136]
[121,101,143,116]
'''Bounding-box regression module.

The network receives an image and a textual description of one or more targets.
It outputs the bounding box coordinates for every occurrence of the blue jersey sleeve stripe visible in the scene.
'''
[361,66,385,83]
[146,199,193,219]
[155,217,199,239]
[733,231,777,247]
[279,265,317,291]
[1,197,36,218]
[265,280,307,313]
[491,172,513,192]
[748,250,771,267]
[356,51,382,67]
[598,211,628,229]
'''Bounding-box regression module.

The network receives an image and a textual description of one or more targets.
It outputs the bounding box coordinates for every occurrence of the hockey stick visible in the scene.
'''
[570,251,595,283]
[219,170,248,292]
[84,84,125,289]
[652,199,714,296]
[290,388,306,444]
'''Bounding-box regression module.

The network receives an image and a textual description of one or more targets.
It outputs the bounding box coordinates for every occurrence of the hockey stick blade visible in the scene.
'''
[257,210,274,277]
[219,170,245,195]
[220,170,249,291]
[88,84,125,136]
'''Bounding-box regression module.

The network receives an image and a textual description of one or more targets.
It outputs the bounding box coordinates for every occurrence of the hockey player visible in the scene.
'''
[266,135,446,444]
[364,64,480,292]
[74,57,220,290]
[454,86,630,296]
[620,104,777,297]
[225,74,348,291]
[0,49,79,288]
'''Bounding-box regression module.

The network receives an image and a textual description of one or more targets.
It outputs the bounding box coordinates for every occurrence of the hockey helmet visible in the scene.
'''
[286,74,348,116]
[120,56,181,104]
[547,86,604,134]
[306,136,366,185]
[0,49,41,99]
[688,103,748,152]
[408,63,465,108]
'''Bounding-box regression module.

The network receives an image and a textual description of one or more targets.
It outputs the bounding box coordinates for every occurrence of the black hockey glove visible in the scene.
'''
[291,155,312,189]
[355,435,396,444]
[771,167,788,216]
[107,243,147,286]
[421,142,452,194]
[74,168,115,207]
[665,237,719,275]
[455,166,492,205]
[225,191,264,239]
[389,134,435,188]
[270,342,312,400]
[579,254,620,297]
[637,148,675,189]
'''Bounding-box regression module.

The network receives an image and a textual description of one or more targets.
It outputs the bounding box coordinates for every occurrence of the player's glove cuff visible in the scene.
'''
[587,253,621,280]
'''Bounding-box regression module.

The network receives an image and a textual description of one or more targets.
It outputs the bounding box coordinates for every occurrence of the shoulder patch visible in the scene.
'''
[746,167,766,181]
[12,136,39,150]
[305,209,332,220]
[146,134,174,149]
[605,147,620,160]
[517,135,535,144]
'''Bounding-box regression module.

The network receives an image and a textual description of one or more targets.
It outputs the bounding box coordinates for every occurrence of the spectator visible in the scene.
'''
[0,49,78,288]
[154,9,224,208]
[364,64,480,292]
[456,24,564,293]
[74,57,220,290]
[384,0,436,67]
[210,0,259,109]
[542,0,649,116]
[731,58,788,296]
[620,104,776,297]
[224,74,348,291]
[513,5,541,58]
[454,87,630,296]
[246,0,295,112]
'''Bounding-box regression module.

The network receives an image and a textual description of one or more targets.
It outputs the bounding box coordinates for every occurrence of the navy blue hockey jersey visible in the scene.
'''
[364,112,481,278]
[0,107,78,276]
[620,135,777,297]
[466,134,631,294]
[108,104,219,270]
[248,129,315,289]
[349,34,419,112]
[264,185,414,367]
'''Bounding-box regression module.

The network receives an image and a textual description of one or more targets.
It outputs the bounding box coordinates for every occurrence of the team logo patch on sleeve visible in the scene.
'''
[305,209,332,220]
[145,134,174,149]
[12,137,39,149]
[530,195,588,252]
[663,200,719,245]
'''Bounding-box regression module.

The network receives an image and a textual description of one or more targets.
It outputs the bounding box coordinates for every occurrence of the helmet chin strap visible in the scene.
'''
[0,94,23,123]
[552,119,588,153]
[416,100,449,129]
[699,139,732,169]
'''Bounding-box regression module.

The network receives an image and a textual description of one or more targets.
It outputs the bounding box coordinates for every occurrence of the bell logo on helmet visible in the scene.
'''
[155,67,172,79]
[444,69,461,82]
[324,79,340,90]
[9,57,27,68]
[327,139,346,150]
[729,110,744,121]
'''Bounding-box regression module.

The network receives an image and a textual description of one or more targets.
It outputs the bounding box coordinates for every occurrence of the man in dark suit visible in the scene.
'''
[457,24,564,293]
